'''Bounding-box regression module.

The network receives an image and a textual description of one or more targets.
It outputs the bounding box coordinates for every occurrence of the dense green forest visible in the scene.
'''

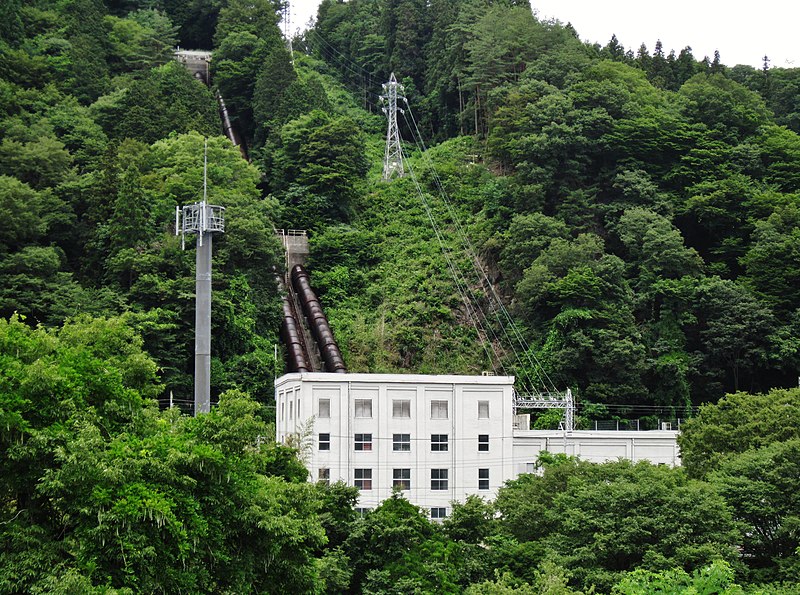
[1,0,799,591]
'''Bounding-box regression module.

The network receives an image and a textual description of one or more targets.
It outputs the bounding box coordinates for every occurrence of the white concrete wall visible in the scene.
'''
[275,373,682,518]
[275,372,515,515]
[512,429,681,474]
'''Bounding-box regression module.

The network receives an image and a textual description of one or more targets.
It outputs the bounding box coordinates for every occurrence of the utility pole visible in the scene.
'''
[176,139,225,416]
[381,72,405,180]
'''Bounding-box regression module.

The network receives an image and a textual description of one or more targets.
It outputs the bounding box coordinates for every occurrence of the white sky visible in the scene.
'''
[289,0,799,69]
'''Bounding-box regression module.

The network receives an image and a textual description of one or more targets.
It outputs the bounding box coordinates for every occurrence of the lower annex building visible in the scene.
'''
[275,372,679,519]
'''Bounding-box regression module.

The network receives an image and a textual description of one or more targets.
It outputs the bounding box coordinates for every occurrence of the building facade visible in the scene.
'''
[275,372,680,518]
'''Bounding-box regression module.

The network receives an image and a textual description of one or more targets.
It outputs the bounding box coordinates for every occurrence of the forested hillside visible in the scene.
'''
[1,0,800,591]
[305,0,800,418]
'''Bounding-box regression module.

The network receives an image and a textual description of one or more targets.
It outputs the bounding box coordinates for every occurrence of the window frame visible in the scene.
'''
[430,507,448,519]
[478,468,489,490]
[318,398,331,418]
[354,433,373,451]
[430,399,449,419]
[319,433,330,451]
[478,400,490,419]
[392,399,411,418]
[393,468,411,491]
[354,468,373,490]
[354,398,373,418]
[431,434,449,452]
[392,433,411,452]
[431,468,448,490]
[478,434,489,452]
[318,468,330,485]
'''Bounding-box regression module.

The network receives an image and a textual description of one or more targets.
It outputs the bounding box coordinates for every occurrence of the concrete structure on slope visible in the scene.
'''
[174,49,211,84]
[274,372,680,518]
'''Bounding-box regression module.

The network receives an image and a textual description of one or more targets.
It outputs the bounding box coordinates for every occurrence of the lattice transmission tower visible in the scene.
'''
[381,73,405,180]
[282,1,293,62]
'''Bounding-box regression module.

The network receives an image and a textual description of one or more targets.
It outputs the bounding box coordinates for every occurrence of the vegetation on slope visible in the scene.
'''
[1,0,800,591]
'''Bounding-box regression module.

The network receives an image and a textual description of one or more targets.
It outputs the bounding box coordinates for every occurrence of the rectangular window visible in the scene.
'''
[355,433,373,451]
[392,399,411,418]
[431,434,449,452]
[393,468,411,490]
[393,433,411,452]
[355,468,372,490]
[289,401,293,420]
[526,462,536,474]
[431,468,448,490]
[318,468,330,485]
[430,507,448,520]
[318,398,330,418]
[319,433,330,451]
[355,507,372,517]
[479,468,489,490]
[280,402,284,421]
[355,399,373,418]
[478,434,489,452]
[478,400,489,419]
[431,400,448,419]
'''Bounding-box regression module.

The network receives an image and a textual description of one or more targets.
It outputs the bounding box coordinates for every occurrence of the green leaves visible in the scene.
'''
[678,389,800,582]
[108,61,219,144]
[0,317,326,592]
[496,460,740,593]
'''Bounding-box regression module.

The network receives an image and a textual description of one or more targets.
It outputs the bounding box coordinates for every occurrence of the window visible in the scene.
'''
[525,462,536,474]
[289,401,293,420]
[393,433,411,452]
[355,468,372,490]
[318,468,330,485]
[478,434,489,452]
[280,402,284,421]
[393,468,411,490]
[355,399,372,418]
[355,433,373,451]
[431,434,449,452]
[355,507,372,517]
[392,399,411,418]
[478,468,489,490]
[478,400,489,419]
[319,433,330,451]
[318,398,330,418]
[431,468,448,490]
[430,507,447,520]
[431,400,448,419]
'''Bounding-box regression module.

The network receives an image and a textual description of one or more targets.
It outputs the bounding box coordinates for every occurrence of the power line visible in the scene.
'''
[398,124,507,375]
[401,102,559,396]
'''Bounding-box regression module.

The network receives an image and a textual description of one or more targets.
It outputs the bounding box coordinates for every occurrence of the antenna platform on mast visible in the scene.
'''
[175,139,225,416]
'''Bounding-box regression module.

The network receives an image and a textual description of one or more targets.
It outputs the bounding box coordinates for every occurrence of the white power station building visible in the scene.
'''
[275,372,680,519]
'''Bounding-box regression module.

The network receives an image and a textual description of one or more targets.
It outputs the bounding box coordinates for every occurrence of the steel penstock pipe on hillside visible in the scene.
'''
[290,265,347,373]
[280,297,310,373]
[215,90,248,161]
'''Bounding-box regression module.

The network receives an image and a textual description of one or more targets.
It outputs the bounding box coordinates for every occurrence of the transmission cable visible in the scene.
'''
[402,101,555,391]
[400,106,558,395]
[397,140,508,375]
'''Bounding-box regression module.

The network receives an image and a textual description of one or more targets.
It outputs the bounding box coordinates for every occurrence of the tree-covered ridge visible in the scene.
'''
[1,0,800,591]
[294,0,800,418]
[0,0,294,407]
